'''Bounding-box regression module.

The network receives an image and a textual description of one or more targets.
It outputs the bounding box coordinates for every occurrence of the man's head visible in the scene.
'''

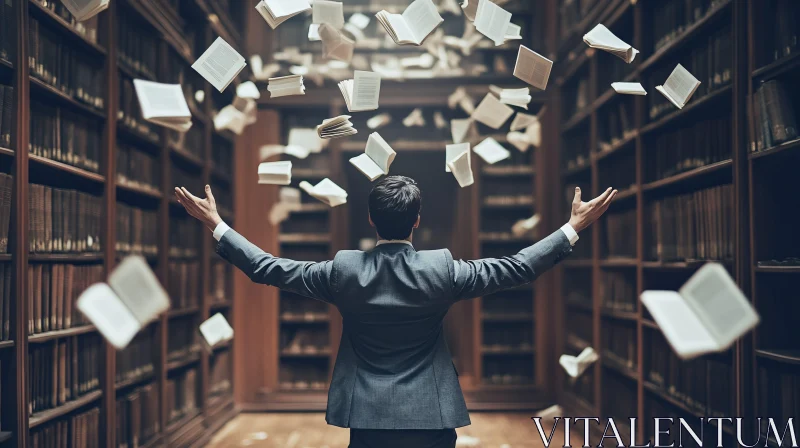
[368,176,421,240]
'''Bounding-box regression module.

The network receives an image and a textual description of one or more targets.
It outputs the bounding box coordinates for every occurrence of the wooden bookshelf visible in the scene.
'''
[0,0,242,445]
[552,0,799,444]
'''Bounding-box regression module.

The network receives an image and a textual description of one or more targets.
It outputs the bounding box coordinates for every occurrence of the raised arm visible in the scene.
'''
[174,186,335,303]
[452,186,617,301]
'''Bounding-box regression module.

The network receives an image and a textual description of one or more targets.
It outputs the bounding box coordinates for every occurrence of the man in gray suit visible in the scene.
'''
[175,176,616,448]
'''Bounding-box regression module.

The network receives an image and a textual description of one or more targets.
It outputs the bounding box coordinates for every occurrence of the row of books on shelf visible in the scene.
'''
[651,0,725,53]
[482,297,533,317]
[29,17,105,110]
[758,365,800,437]
[561,131,590,171]
[600,271,636,313]
[648,26,731,120]
[167,261,201,310]
[116,203,158,257]
[117,15,158,80]
[644,184,734,262]
[0,173,11,253]
[604,374,636,435]
[116,144,160,194]
[482,327,533,351]
[751,80,798,153]
[603,209,636,258]
[30,101,102,173]
[168,125,205,161]
[645,116,731,182]
[28,334,102,414]
[483,359,534,386]
[602,323,636,371]
[646,330,732,417]
[211,142,234,179]
[119,76,161,141]
[0,0,14,62]
[281,329,329,355]
[166,368,198,424]
[116,384,160,448]
[210,262,232,304]
[30,407,100,448]
[27,263,98,335]
[597,100,634,152]
[29,184,103,254]
[30,0,101,45]
[558,0,596,40]
[757,0,799,68]
[0,85,14,148]
[167,318,200,362]
[168,218,201,258]
[171,165,204,198]
[116,332,155,386]
[209,350,232,397]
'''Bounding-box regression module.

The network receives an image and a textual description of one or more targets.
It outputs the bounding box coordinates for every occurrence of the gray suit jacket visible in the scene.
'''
[216,229,572,429]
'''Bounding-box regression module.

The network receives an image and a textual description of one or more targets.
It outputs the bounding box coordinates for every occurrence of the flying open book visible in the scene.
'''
[376,0,444,46]
[445,143,469,172]
[583,24,638,64]
[268,74,306,98]
[510,112,536,132]
[237,81,261,100]
[255,0,311,29]
[258,161,293,185]
[317,115,357,139]
[474,0,512,46]
[319,23,355,63]
[559,347,599,378]
[656,64,701,109]
[338,71,382,112]
[445,143,474,187]
[60,0,109,21]
[214,105,247,135]
[403,108,425,127]
[511,214,540,237]
[350,133,396,181]
[192,37,247,93]
[448,86,476,113]
[472,93,514,129]
[269,187,303,225]
[474,137,510,164]
[299,178,348,207]
[367,113,392,130]
[289,128,325,154]
[451,118,475,144]
[76,256,170,349]
[507,131,534,152]
[611,82,647,95]
[199,313,234,351]
[641,263,759,360]
[491,86,531,109]
[313,0,345,30]
[514,45,553,91]
[133,80,193,133]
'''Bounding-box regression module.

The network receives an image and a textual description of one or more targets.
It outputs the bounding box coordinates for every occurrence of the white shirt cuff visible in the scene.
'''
[213,222,231,241]
[560,223,579,246]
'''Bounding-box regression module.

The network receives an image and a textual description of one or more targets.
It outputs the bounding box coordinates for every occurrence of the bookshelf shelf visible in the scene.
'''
[602,358,638,381]
[114,371,156,392]
[594,131,637,162]
[562,109,592,133]
[0,340,13,349]
[600,309,637,321]
[28,253,104,262]
[598,257,637,267]
[29,77,106,120]
[210,301,233,312]
[610,185,638,202]
[754,265,800,273]
[566,301,593,313]
[28,325,96,343]
[0,432,11,443]
[0,254,11,261]
[117,61,154,82]
[28,390,103,429]
[27,0,108,56]
[116,122,161,148]
[213,340,232,352]
[0,147,13,157]
[170,146,205,169]
[28,153,106,184]
[116,182,163,200]
[641,319,659,330]
[640,85,732,136]
[168,307,200,318]
[166,354,201,373]
[641,159,732,193]
[749,138,800,161]
[562,159,591,177]
[751,52,800,81]
[0,58,12,71]
[643,381,704,419]
[754,349,800,365]
[566,334,592,351]
[637,0,732,73]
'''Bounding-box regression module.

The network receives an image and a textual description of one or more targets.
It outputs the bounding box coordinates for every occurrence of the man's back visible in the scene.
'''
[328,243,467,429]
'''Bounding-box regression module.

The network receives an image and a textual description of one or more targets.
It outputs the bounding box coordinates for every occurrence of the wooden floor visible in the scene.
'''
[207,412,581,447]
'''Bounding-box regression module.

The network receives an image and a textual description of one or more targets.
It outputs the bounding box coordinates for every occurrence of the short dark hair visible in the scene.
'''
[368,176,421,240]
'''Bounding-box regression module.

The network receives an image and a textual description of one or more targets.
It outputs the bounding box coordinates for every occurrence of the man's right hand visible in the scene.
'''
[174,185,223,232]
[568,187,617,233]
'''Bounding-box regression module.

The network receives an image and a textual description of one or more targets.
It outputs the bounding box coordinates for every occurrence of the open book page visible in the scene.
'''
[403,0,445,44]
[679,263,760,352]
[611,82,647,95]
[350,154,386,181]
[657,64,701,109]
[199,313,234,348]
[319,24,355,62]
[284,145,310,159]
[106,256,169,329]
[525,117,542,147]
[447,149,474,187]
[266,0,311,19]
[192,37,247,93]
[473,137,510,164]
[352,71,382,111]
[510,112,536,131]
[445,143,470,172]
[641,290,719,359]
[379,13,417,44]
[507,131,531,152]
[300,179,348,207]
[365,132,395,173]
[313,0,344,29]
[583,24,638,63]
[505,23,522,40]
[514,45,553,90]
[474,0,512,46]
[288,128,325,153]
[77,284,142,349]
[258,161,293,185]
[472,93,514,129]
[133,80,191,122]
[451,119,474,144]
[214,105,246,135]
[558,347,598,378]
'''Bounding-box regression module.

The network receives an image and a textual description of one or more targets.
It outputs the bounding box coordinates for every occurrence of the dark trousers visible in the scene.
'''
[349,428,457,448]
